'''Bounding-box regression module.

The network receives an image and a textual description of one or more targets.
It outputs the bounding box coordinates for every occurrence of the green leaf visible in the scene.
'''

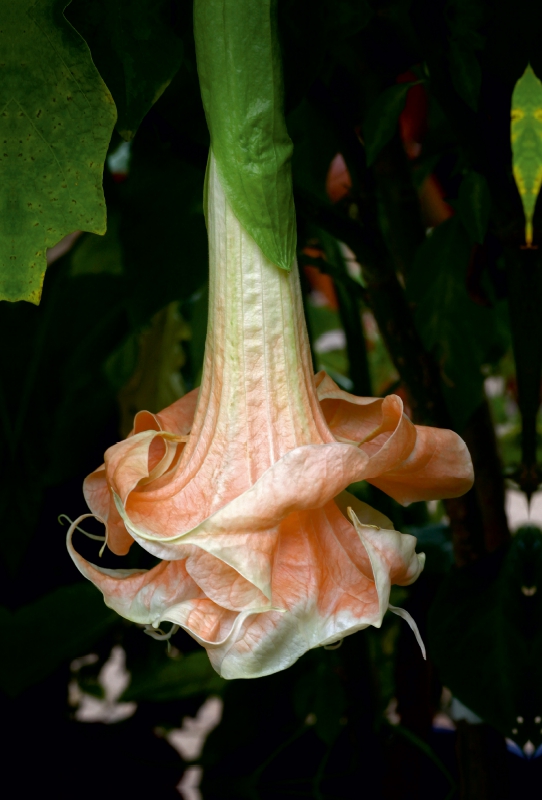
[363,83,417,167]
[122,650,225,703]
[428,527,542,746]
[458,170,491,243]
[511,64,542,246]
[448,41,481,111]
[407,216,508,429]
[66,0,184,140]
[0,583,117,696]
[194,0,296,271]
[0,0,116,304]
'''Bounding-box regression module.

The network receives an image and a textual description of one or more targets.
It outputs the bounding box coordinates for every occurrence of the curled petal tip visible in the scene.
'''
[389,604,427,660]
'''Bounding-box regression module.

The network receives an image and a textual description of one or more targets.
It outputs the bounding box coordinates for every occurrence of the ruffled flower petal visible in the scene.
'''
[67,496,424,679]
[68,152,472,679]
[316,371,474,504]
[109,441,370,600]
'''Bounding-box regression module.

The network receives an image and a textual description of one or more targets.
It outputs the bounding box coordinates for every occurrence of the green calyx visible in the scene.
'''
[194,0,296,271]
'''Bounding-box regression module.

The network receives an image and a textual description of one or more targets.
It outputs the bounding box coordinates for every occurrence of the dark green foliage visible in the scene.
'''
[0,583,117,697]
[288,99,347,205]
[122,650,226,703]
[117,138,208,326]
[428,527,542,746]
[66,0,185,140]
[408,216,509,429]
[0,253,128,572]
[364,82,419,166]
[458,170,492,244]
[293,657,347,745]
[446,0,487,110]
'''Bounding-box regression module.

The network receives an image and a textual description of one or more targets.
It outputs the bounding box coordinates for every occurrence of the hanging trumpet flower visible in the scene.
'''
[67,0,473,679]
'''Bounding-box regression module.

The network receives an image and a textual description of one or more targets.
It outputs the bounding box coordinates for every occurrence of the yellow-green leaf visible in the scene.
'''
[0,0,116,304]
[511,64,542,247]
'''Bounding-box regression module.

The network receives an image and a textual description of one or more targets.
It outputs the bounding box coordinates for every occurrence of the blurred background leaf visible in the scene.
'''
[66,0,185,140]
[407,216,509,430]
[122,649,225,703]
[364,82,419,167]
[458,170,491,244]
[0,583,117,697]
[428,526,542,747]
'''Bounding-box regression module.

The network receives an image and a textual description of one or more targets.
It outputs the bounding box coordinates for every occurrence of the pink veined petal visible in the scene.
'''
[82,391,200,558]
[130,388,199,438]
[366,423,474,504]
[110,442,371,600]
[91,431,185,556]
[316,371,474,503]
[184,548,270,611]
[83,467,134,556]
[200,502,424,679]
[67,516,202,625]
[346,505,425,588]
[67,517,277,650]
[333,489,394,530]
[154,388,199,436]
[84,465,110,520]
[67,493,425,680]
[105,431,184,505]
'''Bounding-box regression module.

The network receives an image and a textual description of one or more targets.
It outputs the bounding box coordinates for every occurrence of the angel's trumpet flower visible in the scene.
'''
[68,155,473,679]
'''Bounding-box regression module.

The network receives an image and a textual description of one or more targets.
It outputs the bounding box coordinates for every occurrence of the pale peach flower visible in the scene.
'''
[67,155,473,679]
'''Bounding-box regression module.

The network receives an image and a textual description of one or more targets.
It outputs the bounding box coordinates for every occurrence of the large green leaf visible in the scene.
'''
[407,216,508,429]
[0,0,116,303]
[428,527,542,746]
[194,0,296,271]
[66,0,184,141]
[0,583,117,696]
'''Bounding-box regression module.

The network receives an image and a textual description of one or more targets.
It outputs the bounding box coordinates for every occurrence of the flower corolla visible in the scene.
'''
[68,156,473,679]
